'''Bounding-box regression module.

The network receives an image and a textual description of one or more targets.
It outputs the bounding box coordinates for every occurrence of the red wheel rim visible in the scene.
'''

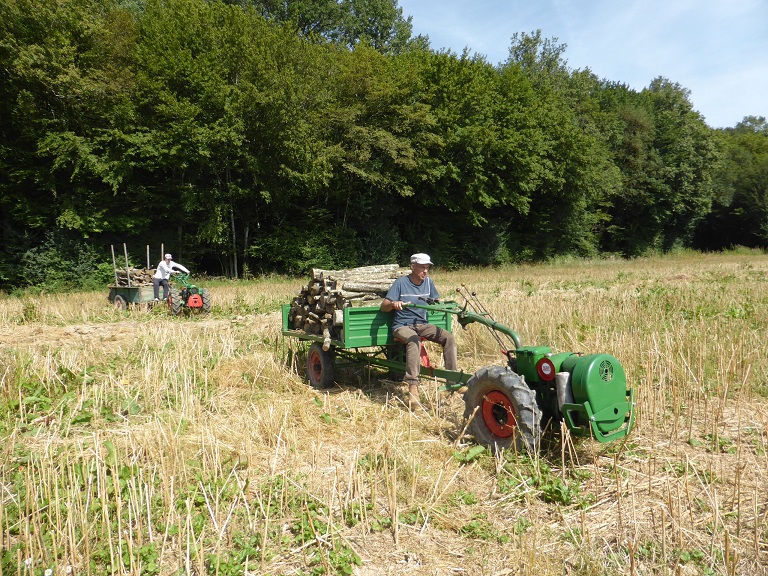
[482,391,517,438]
[308,349,323,383]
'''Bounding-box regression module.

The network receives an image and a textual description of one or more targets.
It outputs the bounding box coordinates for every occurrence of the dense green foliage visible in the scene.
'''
[1,0,766,288]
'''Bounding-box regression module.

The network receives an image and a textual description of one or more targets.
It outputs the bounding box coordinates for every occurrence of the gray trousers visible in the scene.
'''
[392,323,457,385]
[153,278,169,299]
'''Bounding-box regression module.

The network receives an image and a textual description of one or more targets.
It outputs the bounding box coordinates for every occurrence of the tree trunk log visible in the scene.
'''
[341,281,395,293]
[311,264,403,281]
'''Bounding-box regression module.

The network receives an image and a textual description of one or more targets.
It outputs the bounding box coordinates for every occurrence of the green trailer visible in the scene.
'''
[282,290,635,452]
[108,284,157,310]
[107,243,161,310]
[282,303,471,389]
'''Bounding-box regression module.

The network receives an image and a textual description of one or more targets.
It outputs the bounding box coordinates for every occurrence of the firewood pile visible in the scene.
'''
[288,264,409,349]
[111,268,155,287]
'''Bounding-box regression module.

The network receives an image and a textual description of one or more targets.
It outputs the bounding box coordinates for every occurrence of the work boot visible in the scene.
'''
[408,383,420,410]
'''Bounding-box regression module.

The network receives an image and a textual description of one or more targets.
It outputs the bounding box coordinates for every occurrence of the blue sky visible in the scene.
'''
[397,0,768,129]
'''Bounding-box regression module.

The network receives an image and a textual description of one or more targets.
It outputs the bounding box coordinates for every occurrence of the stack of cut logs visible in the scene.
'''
[288,264,409,349]
[111,268,155,287]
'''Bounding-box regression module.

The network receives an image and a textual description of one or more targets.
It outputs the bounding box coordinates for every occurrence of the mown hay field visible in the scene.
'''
[1,251,767,576]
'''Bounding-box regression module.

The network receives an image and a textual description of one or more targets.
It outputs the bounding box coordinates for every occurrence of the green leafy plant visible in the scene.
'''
[459,515,510,544]
[453,445,486,463]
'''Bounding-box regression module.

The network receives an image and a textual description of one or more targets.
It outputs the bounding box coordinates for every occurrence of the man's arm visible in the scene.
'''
[380,298,404,312]
[381,277,403,312]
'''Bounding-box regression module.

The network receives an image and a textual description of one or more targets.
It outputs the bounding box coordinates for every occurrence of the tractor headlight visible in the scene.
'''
[536,357,556,381]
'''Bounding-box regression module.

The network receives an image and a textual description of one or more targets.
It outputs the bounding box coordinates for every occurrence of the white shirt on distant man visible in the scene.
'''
[153,254,189,300]
[154,257,189,280]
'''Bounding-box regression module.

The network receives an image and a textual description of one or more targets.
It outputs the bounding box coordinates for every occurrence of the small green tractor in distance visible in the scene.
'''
[283,285,635,453]
[168,273,211,315]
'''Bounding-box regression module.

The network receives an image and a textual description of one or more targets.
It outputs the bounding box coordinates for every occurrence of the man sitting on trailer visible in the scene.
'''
[153,253,189,301]
[380,253,458,408]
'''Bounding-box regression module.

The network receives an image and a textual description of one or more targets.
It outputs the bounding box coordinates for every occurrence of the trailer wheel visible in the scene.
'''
[168,288,183,316]
[201,289,211,313]
[113,295,127,311]
[306,343,335,389]
[463,366,542,453]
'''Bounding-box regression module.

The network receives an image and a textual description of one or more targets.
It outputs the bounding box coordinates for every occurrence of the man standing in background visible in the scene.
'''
[153,253,189,301]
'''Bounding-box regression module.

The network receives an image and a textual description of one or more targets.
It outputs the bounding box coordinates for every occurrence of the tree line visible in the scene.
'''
[1,0,766,290]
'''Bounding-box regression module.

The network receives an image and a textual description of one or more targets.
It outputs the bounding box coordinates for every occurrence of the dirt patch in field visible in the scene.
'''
[0,311,280,353]
[0,322,144,351]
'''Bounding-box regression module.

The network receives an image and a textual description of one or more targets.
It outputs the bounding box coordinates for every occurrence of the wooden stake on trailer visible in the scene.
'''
[110,245,119,286]
[123,243,132,288]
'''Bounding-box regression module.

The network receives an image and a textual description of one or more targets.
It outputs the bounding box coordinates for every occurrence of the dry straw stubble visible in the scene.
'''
[0,252,767,575]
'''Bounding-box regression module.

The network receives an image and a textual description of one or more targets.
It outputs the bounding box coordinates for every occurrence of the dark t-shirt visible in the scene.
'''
[385,274,439,330]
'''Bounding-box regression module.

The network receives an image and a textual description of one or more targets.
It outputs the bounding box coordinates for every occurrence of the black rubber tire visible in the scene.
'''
[306,342,335,389]
[463,365,542,453]
[113,295,127,311]
[201,288,211,313]
[168,288,183,316]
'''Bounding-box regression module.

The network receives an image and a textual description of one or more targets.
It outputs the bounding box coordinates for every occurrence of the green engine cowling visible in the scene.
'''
[515,346,635,443]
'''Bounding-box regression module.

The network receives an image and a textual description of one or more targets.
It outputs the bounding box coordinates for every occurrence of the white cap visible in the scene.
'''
[164,253,172,260]
[410,253,433,265]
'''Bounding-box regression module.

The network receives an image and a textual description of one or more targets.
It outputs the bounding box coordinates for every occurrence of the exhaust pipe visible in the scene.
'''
[555,372,574,412]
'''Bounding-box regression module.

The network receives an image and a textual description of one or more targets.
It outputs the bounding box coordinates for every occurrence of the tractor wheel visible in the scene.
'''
[113,295,127,311]
[168,288,183,316]
[201,288,211,313]
[306,342,335,389]
[463,365,542,453]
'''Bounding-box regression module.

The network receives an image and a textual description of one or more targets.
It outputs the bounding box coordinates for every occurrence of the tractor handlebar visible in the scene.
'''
[408,297,523,350]
[171,272,193,288]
